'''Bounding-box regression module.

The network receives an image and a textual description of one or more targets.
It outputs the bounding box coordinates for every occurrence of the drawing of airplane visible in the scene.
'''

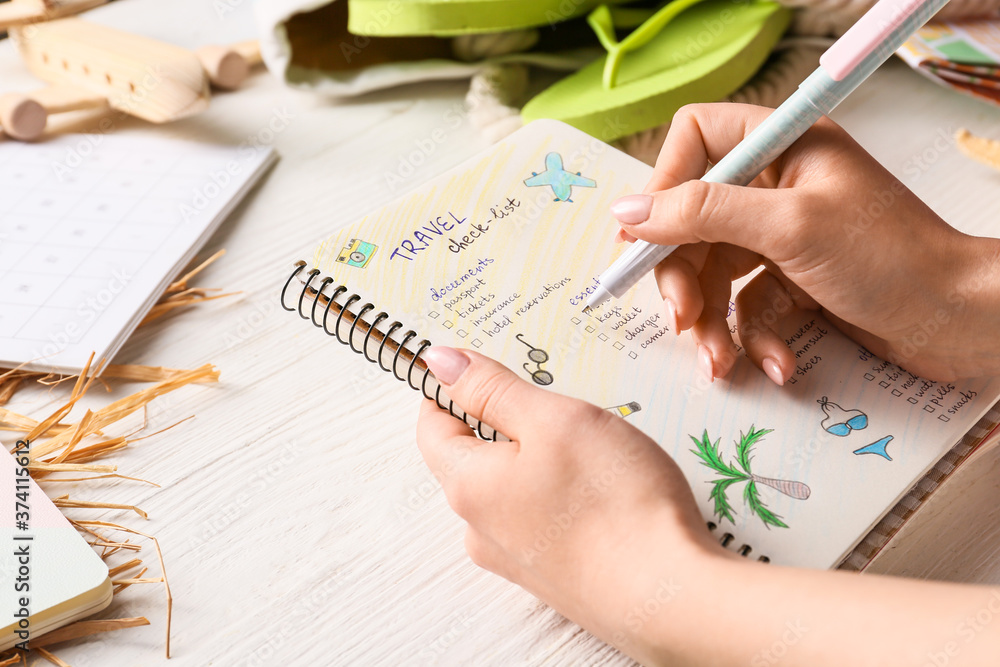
[523,152,597,203]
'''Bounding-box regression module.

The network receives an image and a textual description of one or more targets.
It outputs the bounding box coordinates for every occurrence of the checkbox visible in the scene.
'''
[613,342,624,350]
[788,377,797,385]
[571,317,581,325]
[937,414,950,422]
[923,405,935,413]
[907,397,918,404]
[457,329,468,338]
[891,389,902,397]
[864,373,875,381]
[585,325,595,333]
[879,380,890,388]
[428,311,440,319]
[628,351,637,359]
[471,338,483,348]
[598,333,608,341]
[443,320,454,329]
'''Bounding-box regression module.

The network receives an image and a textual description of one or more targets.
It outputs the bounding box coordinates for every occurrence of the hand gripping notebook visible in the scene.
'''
[279,120,1000,569]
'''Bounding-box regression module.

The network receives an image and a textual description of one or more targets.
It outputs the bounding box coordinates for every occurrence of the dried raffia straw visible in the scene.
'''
[130,415,194,444]
[44,473,159,485]
[139,248,235,326]
[115,578,163,586]
[51,409,97,463]
[140,289,240,326]
[107,558,144,577]
[59,438,128,463]
[90,540,142,553]
[28,363,219,461]
[0,375,23,405]
[28,619,151,650]
[20,354,105,450]
[0,408,58,433]
[113,576,162,586]
[51,497,149,519]
[956,129,1000,172]
[34,648,70,667]
[77,521,173,658]
[102,364,216,383]
[164,248,225,294]
[0,360,218,411]
[113,567,150,594]
[113,567,149,586]
[29,462,117,474]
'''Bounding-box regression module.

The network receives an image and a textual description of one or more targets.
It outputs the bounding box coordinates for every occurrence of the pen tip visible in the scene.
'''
[582,306,592,315]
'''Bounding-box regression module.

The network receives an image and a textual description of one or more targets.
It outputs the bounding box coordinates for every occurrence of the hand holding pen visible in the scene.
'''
[584,0,953,318]
[602,101,1000,386]
[580,0,1000,384]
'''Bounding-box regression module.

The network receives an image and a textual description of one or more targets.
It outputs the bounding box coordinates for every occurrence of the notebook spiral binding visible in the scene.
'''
[706,522,770,563]
[280,261,502,442]
[282,261,763,559]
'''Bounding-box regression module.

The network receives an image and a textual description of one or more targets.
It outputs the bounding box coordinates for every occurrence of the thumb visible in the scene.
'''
[611,181,810,261]
[422,346,561,441]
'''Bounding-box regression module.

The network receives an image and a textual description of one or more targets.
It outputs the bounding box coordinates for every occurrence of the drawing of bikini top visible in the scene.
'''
[817,396,868,436]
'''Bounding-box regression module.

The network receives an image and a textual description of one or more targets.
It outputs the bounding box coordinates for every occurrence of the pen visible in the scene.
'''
[583,0,949,313]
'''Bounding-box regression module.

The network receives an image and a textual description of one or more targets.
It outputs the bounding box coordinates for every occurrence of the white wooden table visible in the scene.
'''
[2,1,999,665]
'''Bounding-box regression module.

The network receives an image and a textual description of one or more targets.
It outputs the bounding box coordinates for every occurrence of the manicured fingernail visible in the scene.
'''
[664,299,679,334]
[615,227,637,244]
[423,346,469,385]
[698,345,714,382]
[610,194,652,225]
[762,357,784,386]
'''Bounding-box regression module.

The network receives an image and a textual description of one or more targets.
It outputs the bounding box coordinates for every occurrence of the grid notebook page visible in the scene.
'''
[0,134,275,373]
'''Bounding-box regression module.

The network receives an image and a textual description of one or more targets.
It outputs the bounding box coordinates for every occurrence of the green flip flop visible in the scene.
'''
[521,0,792,141]
[347,0,632,37]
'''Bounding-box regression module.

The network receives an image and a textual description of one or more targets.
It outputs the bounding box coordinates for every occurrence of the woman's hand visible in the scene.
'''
[611,103,1000,383]
[415,346,1000,667]
[416,346,733,664]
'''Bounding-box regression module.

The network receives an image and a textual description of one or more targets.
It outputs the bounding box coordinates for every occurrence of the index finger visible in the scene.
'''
[644,103,781,194]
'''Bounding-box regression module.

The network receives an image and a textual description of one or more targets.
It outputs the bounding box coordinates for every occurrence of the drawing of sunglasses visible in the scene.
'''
[817,396,868,436]
[516,333,553,386]
[336,238,378,268]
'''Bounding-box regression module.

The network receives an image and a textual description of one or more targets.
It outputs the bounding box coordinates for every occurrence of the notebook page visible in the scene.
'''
[305,120,999,568]
[0,134,275,373]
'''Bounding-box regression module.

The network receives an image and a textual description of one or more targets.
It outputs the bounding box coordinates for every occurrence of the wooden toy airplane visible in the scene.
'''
[0,0,263,141]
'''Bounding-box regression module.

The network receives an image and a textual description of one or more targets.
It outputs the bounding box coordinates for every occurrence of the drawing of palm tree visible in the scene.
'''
[689,426,811,529]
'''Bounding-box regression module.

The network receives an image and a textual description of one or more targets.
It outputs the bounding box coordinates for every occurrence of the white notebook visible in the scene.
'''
[1,443,112,651]
[0,134,276,373]
[282,120,1000,569]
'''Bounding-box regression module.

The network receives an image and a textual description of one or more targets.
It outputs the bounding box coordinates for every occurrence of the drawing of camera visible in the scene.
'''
[335,239,378,268]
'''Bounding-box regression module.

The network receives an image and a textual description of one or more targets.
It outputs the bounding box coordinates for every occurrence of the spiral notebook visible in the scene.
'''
[280,120,1000,569]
